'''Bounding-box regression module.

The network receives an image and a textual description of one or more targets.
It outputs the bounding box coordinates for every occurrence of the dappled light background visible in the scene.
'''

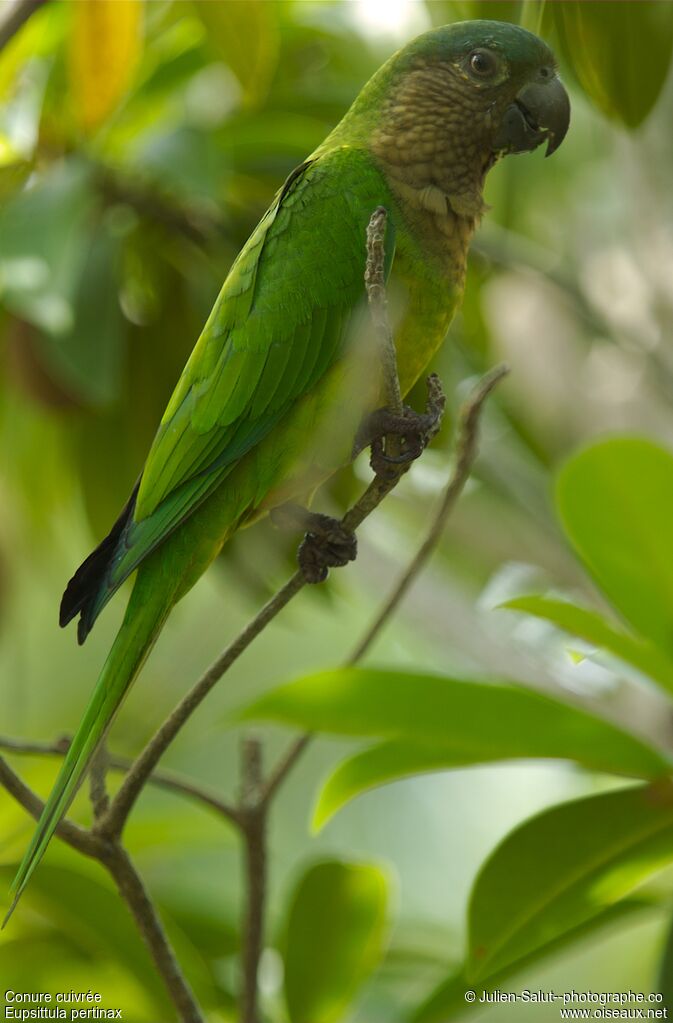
[1,1,673,1019]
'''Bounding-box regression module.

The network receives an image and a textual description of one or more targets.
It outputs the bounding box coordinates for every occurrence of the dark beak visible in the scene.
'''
[493,75,570,158]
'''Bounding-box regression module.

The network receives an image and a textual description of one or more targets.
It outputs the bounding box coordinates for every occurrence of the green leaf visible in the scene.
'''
[503,596,673,697]
[467,782,673,982]
[314,717,670,828]
[414,897,657,1023]
[242,669,670,829]
[557,437,673,659]
[551,3,673,128]
[282,859,389,1023]
[193,0,279,107]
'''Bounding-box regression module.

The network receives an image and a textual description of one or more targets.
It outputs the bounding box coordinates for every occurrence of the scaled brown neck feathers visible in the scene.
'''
[370,63,493,222]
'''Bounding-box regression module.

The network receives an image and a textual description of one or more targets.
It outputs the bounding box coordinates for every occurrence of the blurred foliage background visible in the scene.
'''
[2,1,673,1020]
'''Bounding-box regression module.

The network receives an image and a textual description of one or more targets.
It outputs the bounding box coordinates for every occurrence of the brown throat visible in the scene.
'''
[370,63,494,227]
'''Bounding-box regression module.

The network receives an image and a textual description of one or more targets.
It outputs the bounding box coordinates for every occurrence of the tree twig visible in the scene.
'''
[103,844,203,1023]
[0,735,242,826]
[89,743,110,820]
[238,738,266,1023]
[0,0,45,53]
[257,733,312,810]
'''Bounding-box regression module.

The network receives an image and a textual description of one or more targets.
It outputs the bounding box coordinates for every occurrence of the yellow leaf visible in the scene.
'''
[69,0,143,133]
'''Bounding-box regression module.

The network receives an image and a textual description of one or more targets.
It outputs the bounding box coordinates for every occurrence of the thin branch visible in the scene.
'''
[239,739,266,1023]
[257,733,311,810]
[89,743,110,820]
[0,735,242,826]
[0,0,45,53]
[240,736,264,808]
[103,844,203,1023]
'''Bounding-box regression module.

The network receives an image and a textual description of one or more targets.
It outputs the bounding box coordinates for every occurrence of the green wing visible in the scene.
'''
[96,147,394,614]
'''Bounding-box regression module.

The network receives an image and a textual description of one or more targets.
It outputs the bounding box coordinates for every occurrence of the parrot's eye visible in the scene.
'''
[468,49,499,79]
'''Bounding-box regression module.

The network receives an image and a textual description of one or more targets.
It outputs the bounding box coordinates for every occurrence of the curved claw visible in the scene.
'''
[298,514,357,583]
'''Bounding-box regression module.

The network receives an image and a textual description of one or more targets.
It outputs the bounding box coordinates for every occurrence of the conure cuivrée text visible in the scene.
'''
[8,20,570,916]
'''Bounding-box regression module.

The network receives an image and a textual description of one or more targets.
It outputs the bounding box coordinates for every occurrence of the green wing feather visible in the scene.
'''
[88,147,394,623]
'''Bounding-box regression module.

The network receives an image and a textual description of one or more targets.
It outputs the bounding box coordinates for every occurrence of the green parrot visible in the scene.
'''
[7,20,569,917]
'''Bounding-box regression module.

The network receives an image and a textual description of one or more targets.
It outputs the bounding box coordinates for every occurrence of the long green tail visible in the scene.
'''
[4,576,173,925]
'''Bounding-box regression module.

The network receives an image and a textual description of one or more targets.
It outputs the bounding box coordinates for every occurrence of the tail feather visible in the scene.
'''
[60,483,140,645]
[5,578,172,926]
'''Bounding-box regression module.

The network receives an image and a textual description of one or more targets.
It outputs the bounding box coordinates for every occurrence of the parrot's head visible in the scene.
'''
[405,20,571,160]
[363,20,570,218]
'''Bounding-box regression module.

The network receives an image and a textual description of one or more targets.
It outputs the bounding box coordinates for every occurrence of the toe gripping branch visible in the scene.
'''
[272,373,446,584]
[270,505,358,584]
[353,372,446,480]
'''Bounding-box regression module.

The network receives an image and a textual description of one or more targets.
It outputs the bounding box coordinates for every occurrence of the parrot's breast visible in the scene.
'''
[386,187,473,396]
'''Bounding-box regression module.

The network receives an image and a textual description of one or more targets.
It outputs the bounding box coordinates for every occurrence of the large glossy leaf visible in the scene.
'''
[282,860,389,1023]
[242,669,670,829]
[551,3,673,128]
[557,438,673,659]
[415,897,657,1023]
[313,715,670,829]
[503,596,673,696]
[467,782,673,982]
[69,0,143,132]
